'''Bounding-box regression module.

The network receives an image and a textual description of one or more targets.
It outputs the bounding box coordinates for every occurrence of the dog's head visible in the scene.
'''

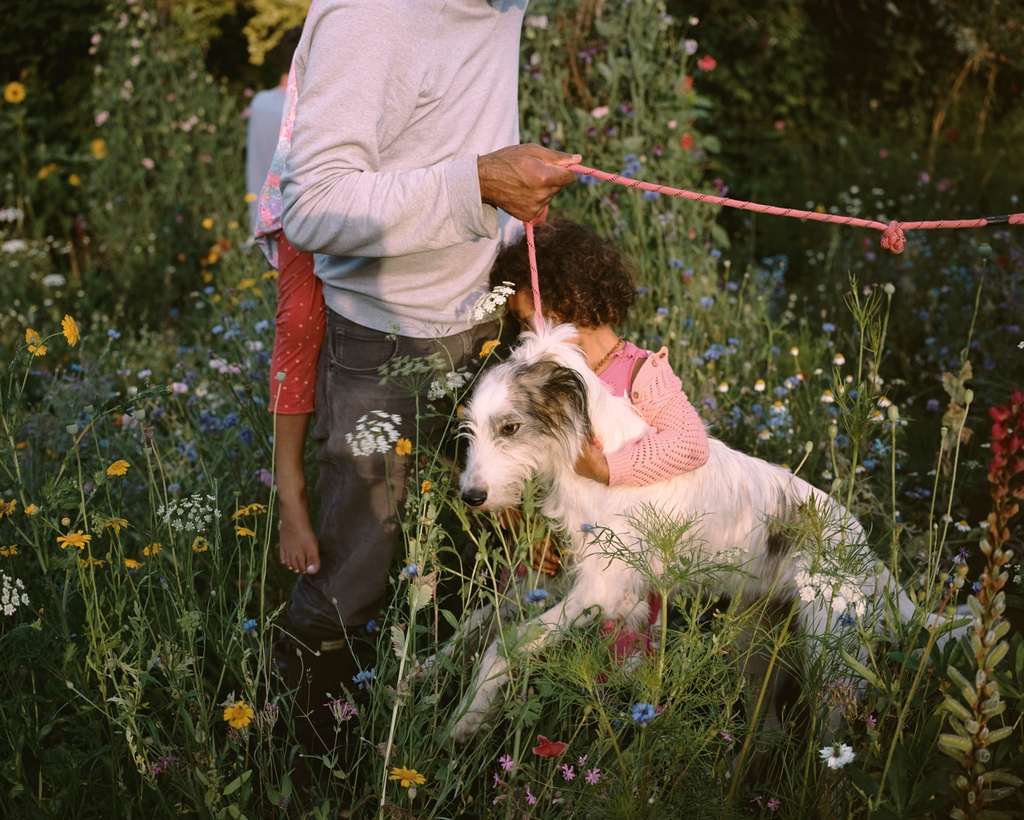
[459,349,592,512]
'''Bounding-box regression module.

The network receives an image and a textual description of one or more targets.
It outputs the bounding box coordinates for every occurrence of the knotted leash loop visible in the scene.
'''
[880,221,906,254]
[563,163,1023,255]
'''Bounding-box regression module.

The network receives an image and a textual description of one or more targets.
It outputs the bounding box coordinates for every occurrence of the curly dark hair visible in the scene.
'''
[489,218,637,328]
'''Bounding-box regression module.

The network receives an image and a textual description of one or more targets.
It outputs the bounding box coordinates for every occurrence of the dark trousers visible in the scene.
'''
[287,308,500,633]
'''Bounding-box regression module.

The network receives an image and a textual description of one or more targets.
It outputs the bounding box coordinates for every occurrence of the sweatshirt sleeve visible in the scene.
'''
[279,2,499,258]
[605,348,710,486]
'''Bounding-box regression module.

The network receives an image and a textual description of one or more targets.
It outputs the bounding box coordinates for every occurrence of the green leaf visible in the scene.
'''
[222,768,251,795]
[842,648,884,691]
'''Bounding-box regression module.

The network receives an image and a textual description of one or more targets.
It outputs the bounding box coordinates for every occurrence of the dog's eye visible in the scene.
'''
[499,422,521,437]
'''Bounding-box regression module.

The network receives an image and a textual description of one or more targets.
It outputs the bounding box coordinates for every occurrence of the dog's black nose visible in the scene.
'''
[461,488,488,507]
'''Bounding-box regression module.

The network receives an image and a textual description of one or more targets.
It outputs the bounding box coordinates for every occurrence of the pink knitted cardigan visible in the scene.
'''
[599,344,709,486]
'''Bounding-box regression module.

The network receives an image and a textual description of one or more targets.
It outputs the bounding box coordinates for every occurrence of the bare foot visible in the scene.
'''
[279,496,320,574]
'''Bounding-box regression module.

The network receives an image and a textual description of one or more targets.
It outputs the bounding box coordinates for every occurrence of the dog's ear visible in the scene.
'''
[517,359,593,443]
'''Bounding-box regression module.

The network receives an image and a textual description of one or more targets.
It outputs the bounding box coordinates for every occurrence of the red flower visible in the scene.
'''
[698,55,717,72]
[532,735,568,758]
[680,134,694,150]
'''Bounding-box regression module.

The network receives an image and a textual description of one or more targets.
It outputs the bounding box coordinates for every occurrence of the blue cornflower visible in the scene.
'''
[580,523,596,533]
[699,296,715,308]
[108,328,121,339]
[403,562,419,578]
[642,190,660,200]
[254,319,270,333]
[669,258,683,269]
[242,618,258,634]
[211,324,224,335]
[704,343,725,361]
[365,619,378,633]
[657,306,670,315]
[352,668,375,689]
[238,427,255,447]
[525,588,548,604]
[822,322,836,333]
[631,702,658,725]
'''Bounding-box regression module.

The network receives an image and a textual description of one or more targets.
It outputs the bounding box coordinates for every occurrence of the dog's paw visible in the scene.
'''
[450,708,491,744]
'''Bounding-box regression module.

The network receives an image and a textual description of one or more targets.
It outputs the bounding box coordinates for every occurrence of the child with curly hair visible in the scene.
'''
[490,217,709,656]
[491,217,708,491]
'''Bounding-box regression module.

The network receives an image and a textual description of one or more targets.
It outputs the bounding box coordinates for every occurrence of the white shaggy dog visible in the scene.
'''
[450,323,919,743]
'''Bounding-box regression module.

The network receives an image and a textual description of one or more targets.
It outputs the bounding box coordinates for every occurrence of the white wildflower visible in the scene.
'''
[428,369,470,401]
[819,743,855,770]
[2,239,28,254]
[0,206,24,223]
[469,281,516,322]
[1,571,31,617]
[157,494,221,533]
[41,273,66,287]
[346,411,402,457]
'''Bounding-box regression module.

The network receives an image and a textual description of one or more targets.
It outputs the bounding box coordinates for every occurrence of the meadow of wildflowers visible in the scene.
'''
[1,1,1022,818]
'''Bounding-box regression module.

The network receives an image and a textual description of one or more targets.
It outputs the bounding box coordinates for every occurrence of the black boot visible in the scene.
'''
[274,624,377,795]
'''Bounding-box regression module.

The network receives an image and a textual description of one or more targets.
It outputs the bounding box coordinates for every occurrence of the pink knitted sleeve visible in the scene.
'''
[604,347,709,486]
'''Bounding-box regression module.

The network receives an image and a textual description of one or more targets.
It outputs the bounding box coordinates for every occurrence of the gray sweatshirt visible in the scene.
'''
[280,0,525,338]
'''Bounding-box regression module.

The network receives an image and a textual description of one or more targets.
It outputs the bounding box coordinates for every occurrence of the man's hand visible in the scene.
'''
[478,144,581,222]
[574,437,610,484]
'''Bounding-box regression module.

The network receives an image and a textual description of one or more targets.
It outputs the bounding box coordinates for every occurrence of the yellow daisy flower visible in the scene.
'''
[235,526,256,537]
[104,517,129,534]
[223,701,255,729]
[202,217,214,230]
[91,138,106,159]
[389,766,427,788]
[25,503,39,515]
[244,192,257,203]
[68,174,81,187]
[421,480,432,494]
[37,163,58,180]
[0,498,16,518]
[106,460,130,476]
[57,531,92,550]
[143,542,162,556]
[395,438,412,456]
[0,545,18,557]
[25,328,47,357]
[231,503,267,520]
[62,315,80,346]
[81,555,105,568]
[124,558,142,570]
[4,81,26,104]
[480,338,501,357]
[192,536,209,553]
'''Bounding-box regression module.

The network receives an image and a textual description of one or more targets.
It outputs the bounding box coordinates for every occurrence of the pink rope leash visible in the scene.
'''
[524,162,1022,325]
[565,163,1024,255]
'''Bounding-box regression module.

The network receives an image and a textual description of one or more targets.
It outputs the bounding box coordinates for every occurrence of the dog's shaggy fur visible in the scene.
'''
[450,323,918,742]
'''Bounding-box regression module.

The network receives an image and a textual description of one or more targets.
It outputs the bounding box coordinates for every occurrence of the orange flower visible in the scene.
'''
[395,438,413,456]
[480,338,501,357]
